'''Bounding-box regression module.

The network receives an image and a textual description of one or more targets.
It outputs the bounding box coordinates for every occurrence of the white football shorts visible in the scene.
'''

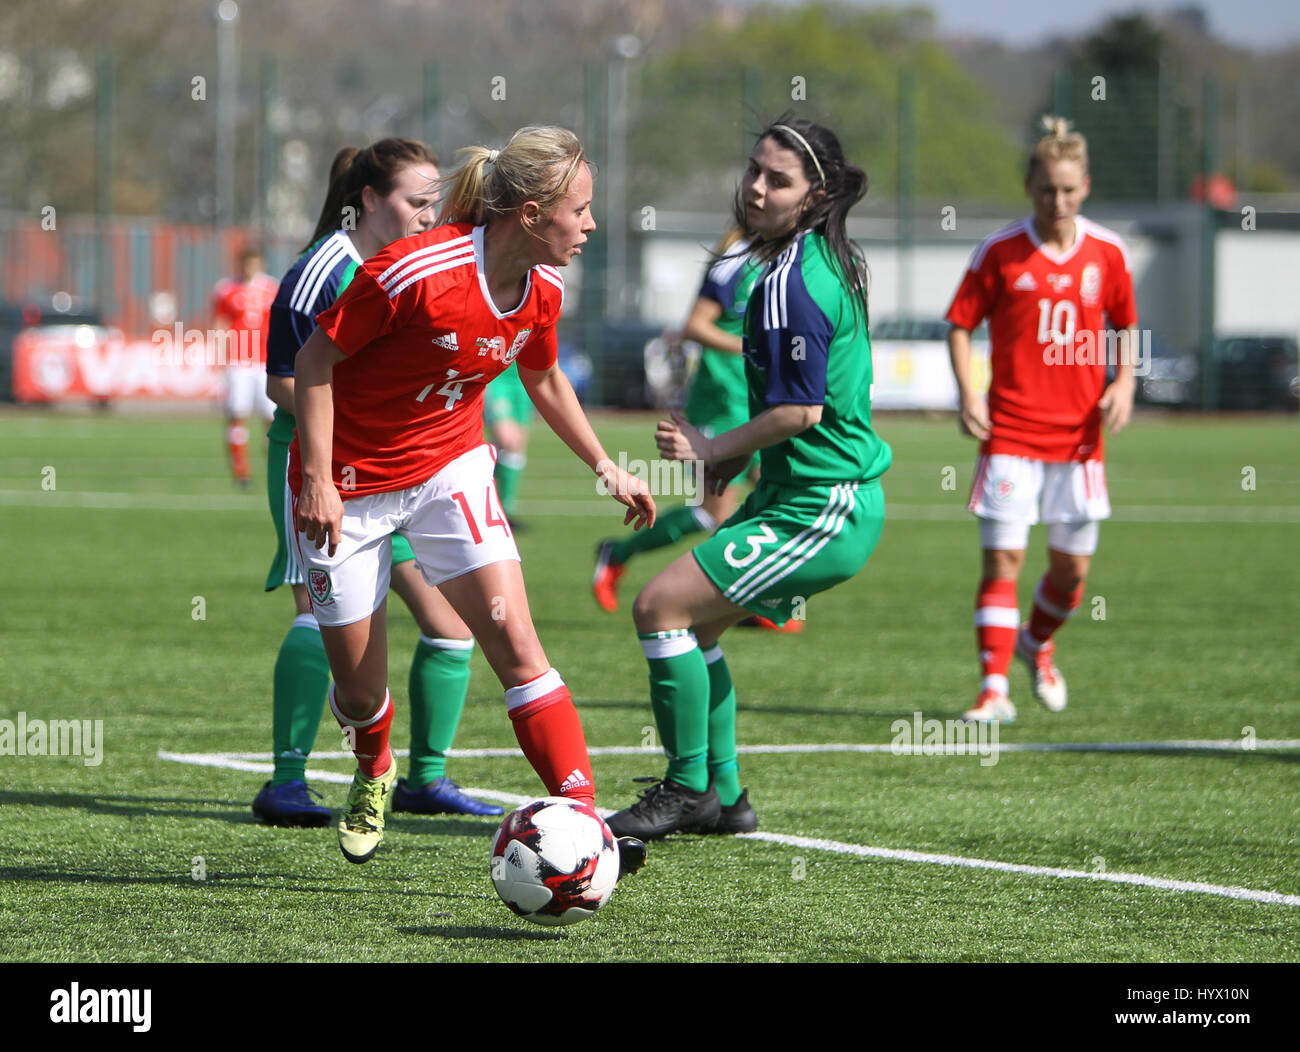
[225,365,275,420]
[969,453,1109,555]
[293,443,519,626]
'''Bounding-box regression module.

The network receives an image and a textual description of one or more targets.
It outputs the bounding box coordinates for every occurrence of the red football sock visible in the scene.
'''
[975,577,1019,694]
[330,686,394,779]
[506,669,594,804]
[227,423,250,482]
[1028,574,1084,646]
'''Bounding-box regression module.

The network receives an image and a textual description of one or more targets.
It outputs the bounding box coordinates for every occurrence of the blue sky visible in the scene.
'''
[803,1,1300,49]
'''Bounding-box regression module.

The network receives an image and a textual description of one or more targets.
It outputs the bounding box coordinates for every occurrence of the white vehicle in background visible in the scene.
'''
[868,318,990,410]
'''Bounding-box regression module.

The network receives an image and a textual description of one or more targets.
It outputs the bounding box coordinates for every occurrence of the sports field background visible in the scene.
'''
[1,408,1297,962]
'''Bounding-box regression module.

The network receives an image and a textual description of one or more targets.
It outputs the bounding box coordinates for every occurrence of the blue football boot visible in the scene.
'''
[392,776,504,817]
[252,779,331,827]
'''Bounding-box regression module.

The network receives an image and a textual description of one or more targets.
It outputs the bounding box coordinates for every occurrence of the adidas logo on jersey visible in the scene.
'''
[1012,272,1038,291]
[431,332,459,351]
[559,768,592,794]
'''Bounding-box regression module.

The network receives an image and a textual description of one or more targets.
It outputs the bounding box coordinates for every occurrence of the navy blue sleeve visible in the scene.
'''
[266,297,308,377]
[750,263,834,405]
[266,264,346,377]
[698,271,724,307]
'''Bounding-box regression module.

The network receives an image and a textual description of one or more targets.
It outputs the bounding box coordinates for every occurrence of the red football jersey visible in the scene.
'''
[289,222,562,499]
[946,216,1137,461]
[212,274,277,367]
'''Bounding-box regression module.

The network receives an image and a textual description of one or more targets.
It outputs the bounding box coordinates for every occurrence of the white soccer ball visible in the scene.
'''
[489,797,620,927]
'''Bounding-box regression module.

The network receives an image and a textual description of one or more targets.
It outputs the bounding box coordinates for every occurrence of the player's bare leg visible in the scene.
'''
[388,566,501,817]
[290,582,312,616]
[965,546,1025,723]
[1016,548,1090,711]
[435,561,595,806]
[319,603,398,863]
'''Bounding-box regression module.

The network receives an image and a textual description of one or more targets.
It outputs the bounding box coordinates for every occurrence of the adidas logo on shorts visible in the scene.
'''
[432,332,460,351]
[559,768,591,794]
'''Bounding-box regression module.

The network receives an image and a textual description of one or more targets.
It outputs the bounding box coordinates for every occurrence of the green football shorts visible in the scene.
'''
[693,478,885,625]
[264,436,417,592]
[264,436,302,591]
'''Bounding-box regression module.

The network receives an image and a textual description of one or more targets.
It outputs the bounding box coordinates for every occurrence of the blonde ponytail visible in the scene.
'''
[1027,115,1089,180]
[437,126,589,228]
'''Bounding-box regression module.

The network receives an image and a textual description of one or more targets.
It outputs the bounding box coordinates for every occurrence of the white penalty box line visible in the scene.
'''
[159,740,1300,909]
[174,739,1300,761]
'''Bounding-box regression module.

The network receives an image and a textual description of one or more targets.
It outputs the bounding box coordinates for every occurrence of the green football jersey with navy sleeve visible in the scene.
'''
[743,231,892,486]
[687,241,764,450]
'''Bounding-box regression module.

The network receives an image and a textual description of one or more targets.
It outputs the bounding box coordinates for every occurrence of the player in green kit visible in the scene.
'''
[606,115,890,839]
[484,362,532,526]
[591,225,763,612]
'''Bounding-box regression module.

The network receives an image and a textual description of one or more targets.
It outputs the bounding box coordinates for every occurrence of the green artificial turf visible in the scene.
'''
[1,408,1297,962]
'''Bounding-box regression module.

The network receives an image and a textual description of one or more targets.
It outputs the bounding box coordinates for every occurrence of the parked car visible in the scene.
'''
[1136,341,1199,408]
[1137,334,1299,411]
[1212,334,1299,411]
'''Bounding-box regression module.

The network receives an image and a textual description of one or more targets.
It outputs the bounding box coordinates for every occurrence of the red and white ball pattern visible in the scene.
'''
[490,797,620,926]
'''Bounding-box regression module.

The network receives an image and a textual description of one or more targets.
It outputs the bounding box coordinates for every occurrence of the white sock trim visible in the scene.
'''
[974,606,1020,629]
[1033,582,1076,621]
[640,631,698,660]
[981,674,1010,696]
[291,613,320,631]
[1017,625,1046,652]
[691,506,717,532]
[419,634,474,651]
[701,644,724,665]
[504,668,565,712]
[330,685,391,728]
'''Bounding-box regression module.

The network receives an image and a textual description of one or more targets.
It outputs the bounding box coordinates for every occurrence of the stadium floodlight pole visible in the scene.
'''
[606,34,640,321]
[1199,75,1219,412]
[897,66,916,321]
[215,0,240,227]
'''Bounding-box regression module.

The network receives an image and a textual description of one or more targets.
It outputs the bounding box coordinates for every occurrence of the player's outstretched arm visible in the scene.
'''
[1099,326,1138,434]
[656,404,821,466]
[947,324,990,440]
[266,374,295,414]
[682,298,743,356]
[519,362,656,530]
[293,329,346,555]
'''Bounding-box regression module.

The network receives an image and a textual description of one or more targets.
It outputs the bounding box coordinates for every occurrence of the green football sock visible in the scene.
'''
[271,616,332,786]
[407,636,474,788]
[639,629,709,792]
[609,504,714,566]
[494,452,526,519]
[702,644,741,806]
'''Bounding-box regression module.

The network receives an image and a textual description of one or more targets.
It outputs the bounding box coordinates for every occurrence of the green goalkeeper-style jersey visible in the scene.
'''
[686,241,763,421]
[742,230,892,487]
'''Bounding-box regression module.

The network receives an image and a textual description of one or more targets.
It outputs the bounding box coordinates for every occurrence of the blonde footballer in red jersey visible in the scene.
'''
[212,247,278,487]
[947,116,1138,724]
[291,126,655,868]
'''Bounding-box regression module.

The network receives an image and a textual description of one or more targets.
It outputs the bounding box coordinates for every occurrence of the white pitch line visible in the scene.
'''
[0,489,258,512]
[735,832,1300,908]
[194,739,1300,762]
[3,488,1297,522]
[158,748,1300,909]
